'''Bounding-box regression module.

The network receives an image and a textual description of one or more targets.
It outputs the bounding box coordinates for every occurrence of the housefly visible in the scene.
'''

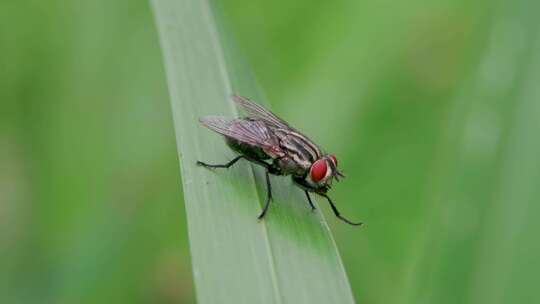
[197,95,362,226]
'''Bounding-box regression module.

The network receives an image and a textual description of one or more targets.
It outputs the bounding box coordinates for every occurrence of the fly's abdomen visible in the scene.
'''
[226,137,271,160]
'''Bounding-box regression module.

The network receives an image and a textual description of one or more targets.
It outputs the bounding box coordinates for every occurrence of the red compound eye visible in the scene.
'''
[329,154,338,167]
[310,159,328,182]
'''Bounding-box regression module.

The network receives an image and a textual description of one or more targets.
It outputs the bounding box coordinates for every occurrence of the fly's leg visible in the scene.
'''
[257,170,273,220]
[245,158,277,220]
[304,191,316,211]
[319,193,362,226]
[197,155,276,221]
[196,155,244,169]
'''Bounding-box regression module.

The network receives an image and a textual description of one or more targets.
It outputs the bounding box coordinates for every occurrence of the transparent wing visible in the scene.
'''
[232,95,293,130]
[232,95,324,158]
[199,116,285,158]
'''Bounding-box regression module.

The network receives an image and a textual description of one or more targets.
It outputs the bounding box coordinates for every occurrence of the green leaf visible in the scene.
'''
[402,2,540,304]
[150,0,356,303]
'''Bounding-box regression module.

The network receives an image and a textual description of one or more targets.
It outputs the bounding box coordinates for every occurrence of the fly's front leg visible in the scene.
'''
[319,193,362,226]
[196,155,244,169]
[304,191,316,211]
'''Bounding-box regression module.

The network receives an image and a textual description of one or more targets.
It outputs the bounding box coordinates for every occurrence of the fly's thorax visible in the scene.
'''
[274,157,307,176]
[273,129,321,168]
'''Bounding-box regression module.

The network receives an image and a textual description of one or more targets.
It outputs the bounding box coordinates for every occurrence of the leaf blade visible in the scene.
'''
[151,0,356,303]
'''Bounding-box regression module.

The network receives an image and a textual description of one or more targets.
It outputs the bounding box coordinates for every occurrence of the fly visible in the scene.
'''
[197,95,362,226]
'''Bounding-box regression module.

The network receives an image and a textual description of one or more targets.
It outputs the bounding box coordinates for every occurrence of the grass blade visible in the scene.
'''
[150,0,356,303]
[403,2,540,304]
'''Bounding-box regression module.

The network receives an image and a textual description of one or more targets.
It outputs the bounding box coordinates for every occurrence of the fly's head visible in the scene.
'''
[307,154,345,193]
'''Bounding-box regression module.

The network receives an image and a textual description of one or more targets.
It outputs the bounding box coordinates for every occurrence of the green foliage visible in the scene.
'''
[0,1,191,303]
[224,0,540,303]
[151,0,355,303]
[2,0,540,303]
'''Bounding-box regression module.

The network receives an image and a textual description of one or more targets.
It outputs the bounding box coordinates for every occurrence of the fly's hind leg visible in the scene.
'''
[196,155,244,169]
[198,154,277,221]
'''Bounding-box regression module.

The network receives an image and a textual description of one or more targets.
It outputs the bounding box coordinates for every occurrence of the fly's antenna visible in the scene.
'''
[334,170,345,182]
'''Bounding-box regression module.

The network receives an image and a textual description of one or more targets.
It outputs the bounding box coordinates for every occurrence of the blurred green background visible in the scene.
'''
[2,0,540,303]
